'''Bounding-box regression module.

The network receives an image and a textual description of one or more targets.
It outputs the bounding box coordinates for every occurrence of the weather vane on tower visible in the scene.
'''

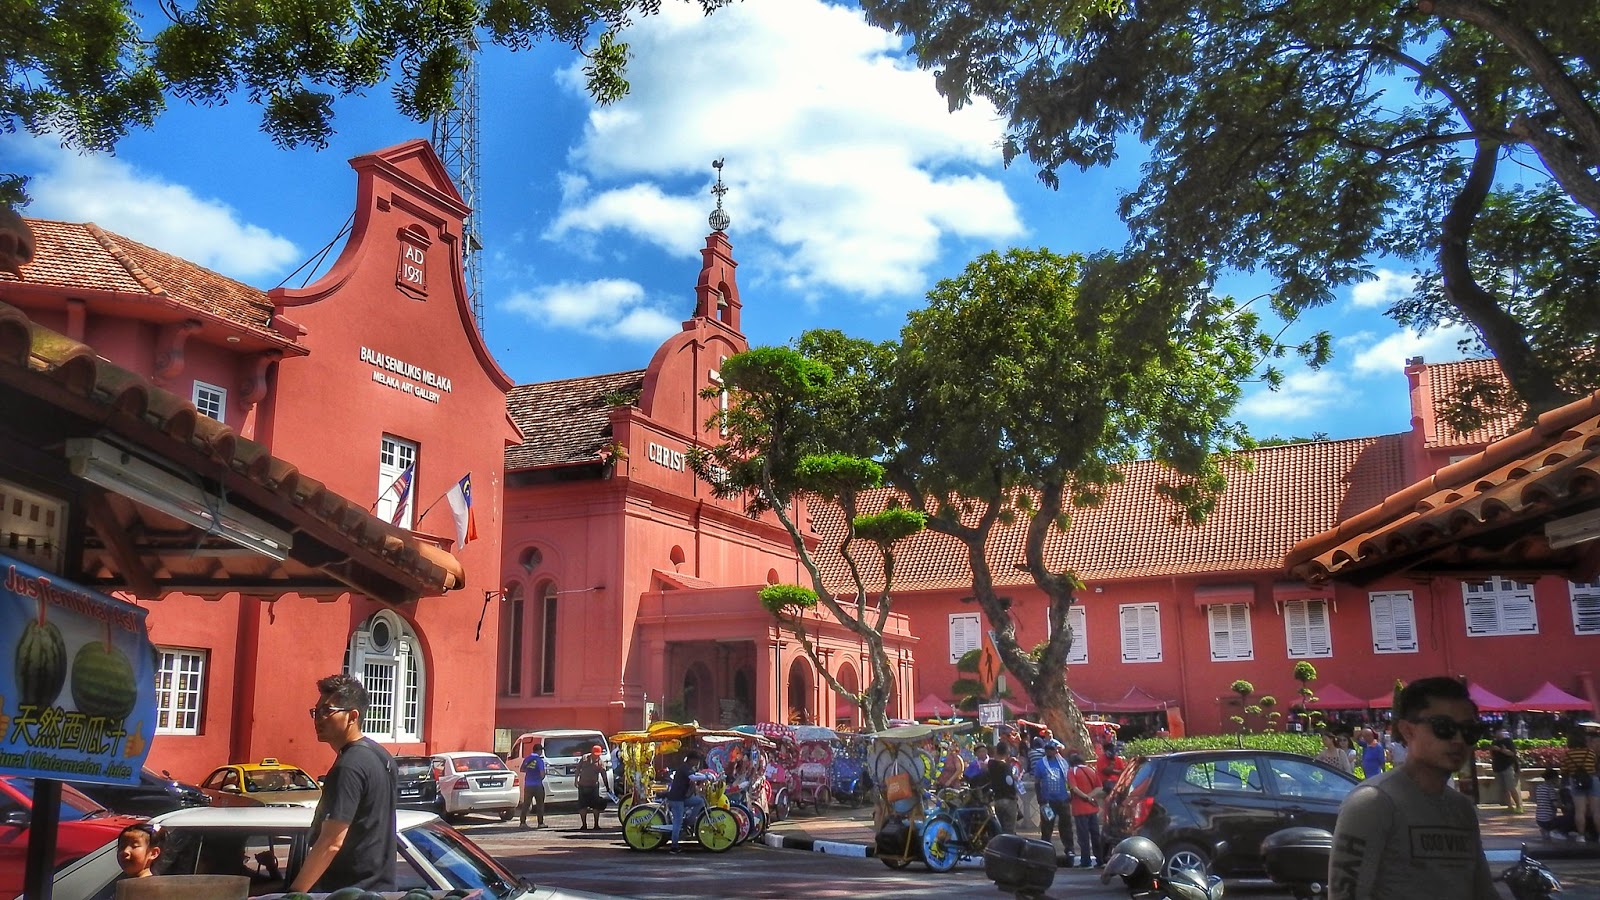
[709,158,730,233]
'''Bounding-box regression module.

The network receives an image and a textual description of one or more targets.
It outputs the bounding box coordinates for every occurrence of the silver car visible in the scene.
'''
[432,751,521,821]
[48,806,614,899]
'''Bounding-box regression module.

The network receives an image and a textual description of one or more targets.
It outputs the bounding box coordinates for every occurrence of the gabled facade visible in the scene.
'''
[0,141,516,781]
[497,228,919,735]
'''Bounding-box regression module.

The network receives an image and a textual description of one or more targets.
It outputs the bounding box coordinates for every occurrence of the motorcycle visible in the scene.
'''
[1100,836,1225,900]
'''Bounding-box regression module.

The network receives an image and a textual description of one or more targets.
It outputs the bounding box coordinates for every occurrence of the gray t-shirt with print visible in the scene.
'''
[1329,767,1495,900]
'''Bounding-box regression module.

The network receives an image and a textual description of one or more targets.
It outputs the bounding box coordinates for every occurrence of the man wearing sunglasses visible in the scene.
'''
[1329,676,1496,900]
[290,673,398,893]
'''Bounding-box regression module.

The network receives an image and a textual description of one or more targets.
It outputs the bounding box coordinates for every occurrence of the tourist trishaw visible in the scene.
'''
[869,722,1000,872]
[741,722,797,821]
[831,731,870,807]
[613,722,772,852]
[791,725,837,813]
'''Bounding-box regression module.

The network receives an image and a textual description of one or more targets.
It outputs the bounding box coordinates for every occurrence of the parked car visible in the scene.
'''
[199,758,322,809]
[1099,749,1358,879]
[68,767,210,817]
[46,805,619,899]
[432,751,520,822]
[509,730,611,804]
[396,754,442,811]
[0,775,144,896]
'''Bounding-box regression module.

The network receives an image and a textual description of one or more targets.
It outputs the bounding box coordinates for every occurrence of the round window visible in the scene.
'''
[369,616,393,653]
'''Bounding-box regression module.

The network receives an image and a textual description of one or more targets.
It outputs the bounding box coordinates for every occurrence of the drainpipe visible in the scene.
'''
[1171,577,1192,727]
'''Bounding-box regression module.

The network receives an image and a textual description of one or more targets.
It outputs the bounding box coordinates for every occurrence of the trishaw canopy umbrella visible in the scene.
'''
[866,723,971,741]
[793,725,838,742]
[1512,682,1593,712]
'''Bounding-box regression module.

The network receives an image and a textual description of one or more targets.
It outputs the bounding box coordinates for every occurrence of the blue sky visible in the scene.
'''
[2,0,1481,442]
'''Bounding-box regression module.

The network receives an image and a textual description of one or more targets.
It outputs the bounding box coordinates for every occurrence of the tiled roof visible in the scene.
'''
[3,219,283,341]
[506,370,645,471]
[1287,389,1600,583]
[1424,358,1519,449]
[0,299,462,602]
[813,435,1409,592]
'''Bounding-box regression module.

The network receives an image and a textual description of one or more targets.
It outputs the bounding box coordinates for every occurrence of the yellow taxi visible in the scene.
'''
[199,758,323,809]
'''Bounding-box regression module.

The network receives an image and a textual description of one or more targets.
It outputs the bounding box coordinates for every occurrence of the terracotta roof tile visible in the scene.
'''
[814,435,1410,592]
[1425,358,1520,449]
[506,370,645,470]
[4,219,280,340]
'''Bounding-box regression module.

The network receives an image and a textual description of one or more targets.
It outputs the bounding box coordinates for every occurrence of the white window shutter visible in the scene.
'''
[1229,603,1253,660]
[1570,582,1600,634]
[1390,593,1417,651]
[1208,604,1231,660]
[1067,606,1088,664]
[1120,605,1144,662]
[1501,587,1539,634]
[1140,604,1162,662]
[1286,601,1309,656]
[1307,600,1332,656]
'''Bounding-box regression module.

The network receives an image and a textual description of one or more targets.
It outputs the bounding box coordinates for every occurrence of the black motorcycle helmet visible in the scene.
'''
[1100,835,1163,891]
[1499,846,1563,900]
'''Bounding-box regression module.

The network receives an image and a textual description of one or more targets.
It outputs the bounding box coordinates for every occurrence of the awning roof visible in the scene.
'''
[1469,683,1515,712]
[1305,682,1368,709]
[1513,682,1593,712]
[0,300,464,603]
[1286,390,1600,585]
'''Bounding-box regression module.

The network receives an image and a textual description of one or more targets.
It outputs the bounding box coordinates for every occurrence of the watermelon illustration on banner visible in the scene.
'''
[0,553,156,784]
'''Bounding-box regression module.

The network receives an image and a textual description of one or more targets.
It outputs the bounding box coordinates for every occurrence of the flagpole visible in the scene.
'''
[414,489,453,528]
[372,468,411,513]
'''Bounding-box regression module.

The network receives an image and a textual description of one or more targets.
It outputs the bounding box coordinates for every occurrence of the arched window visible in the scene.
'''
[345,610,423,742]
[501,583,525,696]
[529,581,558,695]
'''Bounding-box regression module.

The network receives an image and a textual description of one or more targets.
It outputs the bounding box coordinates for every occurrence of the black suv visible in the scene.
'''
[395,755,442,811]
[1100,749,1358,878]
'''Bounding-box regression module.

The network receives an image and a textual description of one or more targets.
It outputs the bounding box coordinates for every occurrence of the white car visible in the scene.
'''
[509,730,611,804]
[433,751,521,822]
[47,805,615,899]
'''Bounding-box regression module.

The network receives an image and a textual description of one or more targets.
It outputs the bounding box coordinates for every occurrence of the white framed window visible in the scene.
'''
[1566,581,1600,635]
[1208,603,1253,661]
[1283,599,1332,658]
[949,613,981,663]
[346,610,423,742]
[1066,605,1088,665]
[1369,591,1418,653]
[377,434,418,528]
[1462,576,1538,636]
[154,648,206,734]
[1119,603,1162,663]
[192,381,226,423]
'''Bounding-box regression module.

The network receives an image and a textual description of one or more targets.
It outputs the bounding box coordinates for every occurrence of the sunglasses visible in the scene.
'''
[1408,715,1486,743]
[309,706,354,720]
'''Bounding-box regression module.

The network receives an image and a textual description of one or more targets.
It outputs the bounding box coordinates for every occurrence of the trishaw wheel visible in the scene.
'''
[726,803,751,844]
[881,856,913,870]
[920,816,960,873]
[622,805,668,851]
[750,804,769,839]
[815,788,831,812]
[616,792,633,823]
[772,788,790,821]
[698,807,739,852]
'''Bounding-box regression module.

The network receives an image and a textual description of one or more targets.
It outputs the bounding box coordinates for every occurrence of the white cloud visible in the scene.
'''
[1238,370,1347,423]
[6,137,298,280]
[1349,268,1415,309]
[1350,323,1479,376]
[545,0,1023,297]
[501,278,680,342]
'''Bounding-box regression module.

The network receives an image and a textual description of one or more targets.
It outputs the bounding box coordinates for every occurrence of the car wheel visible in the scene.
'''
[1164,841,1212,879]
[499,808,514,822]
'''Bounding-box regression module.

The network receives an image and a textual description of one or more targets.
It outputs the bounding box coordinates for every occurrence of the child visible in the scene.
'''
[1534,768,1573,840]
[117,823,164,878]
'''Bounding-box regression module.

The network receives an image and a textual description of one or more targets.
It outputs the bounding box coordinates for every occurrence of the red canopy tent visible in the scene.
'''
[915,693,959,719]
[1095,686,1174,712]
[1307,682,1369,709]
[1512,682,1594,712]
[1369,691,1394,709]
[1468,682,1516,712]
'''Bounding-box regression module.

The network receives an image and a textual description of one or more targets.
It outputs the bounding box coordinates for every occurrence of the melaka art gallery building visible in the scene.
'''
[4,142,1593,782]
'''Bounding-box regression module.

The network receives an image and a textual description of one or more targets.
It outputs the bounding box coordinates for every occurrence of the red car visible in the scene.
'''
[0,775,143,897]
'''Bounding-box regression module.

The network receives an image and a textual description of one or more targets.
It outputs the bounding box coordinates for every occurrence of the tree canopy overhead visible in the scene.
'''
[3,0,724,204]
[860,0,1600,425]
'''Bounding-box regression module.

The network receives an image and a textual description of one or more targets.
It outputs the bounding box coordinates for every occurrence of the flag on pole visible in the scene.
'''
[387,465,415,526]
[445,473,478,547]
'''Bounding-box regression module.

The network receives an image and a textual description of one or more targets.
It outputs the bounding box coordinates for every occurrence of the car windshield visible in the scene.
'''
[405,820,522,898]
[454,755,507,773]
[7,777,110,821]
[245,770,318,792]
[543,736,599,758]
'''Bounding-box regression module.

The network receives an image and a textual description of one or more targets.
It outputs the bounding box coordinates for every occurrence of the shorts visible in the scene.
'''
[578,785,609,810]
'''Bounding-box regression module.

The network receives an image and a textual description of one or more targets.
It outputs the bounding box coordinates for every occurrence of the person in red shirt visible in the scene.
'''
[1097,741,1125,790]
[1067,752,1103,868]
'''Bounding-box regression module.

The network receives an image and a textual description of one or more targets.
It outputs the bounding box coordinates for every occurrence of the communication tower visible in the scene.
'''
[431,37,484,331]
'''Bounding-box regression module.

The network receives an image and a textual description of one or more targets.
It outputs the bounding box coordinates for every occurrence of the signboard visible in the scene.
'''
[1,554,156,784]
[978,702,1005,726]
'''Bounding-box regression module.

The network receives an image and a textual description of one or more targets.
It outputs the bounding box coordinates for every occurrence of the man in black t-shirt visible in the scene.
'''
[987,743,1020,834]
[290,673,398,892]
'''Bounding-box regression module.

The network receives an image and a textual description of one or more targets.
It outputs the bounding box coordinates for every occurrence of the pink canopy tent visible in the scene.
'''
[1095,686,1174,713]
[1306,682,1369,709]
[1369,691,1395,709]
[915,693,959,719]
[1468,682,1516,712]
[1512,682,1594,712]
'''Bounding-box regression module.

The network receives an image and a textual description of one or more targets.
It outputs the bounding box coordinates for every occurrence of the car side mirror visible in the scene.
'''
[222,784,241,793]
[3,810,29,827]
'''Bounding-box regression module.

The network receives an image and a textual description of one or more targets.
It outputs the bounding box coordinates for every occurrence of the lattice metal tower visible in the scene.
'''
[431,36,484,331]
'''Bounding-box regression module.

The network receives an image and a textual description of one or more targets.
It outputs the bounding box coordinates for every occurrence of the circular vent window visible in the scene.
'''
[369,615,393,653]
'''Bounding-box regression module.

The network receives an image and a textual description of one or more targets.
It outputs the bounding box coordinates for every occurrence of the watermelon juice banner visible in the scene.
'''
[0,553,156,785]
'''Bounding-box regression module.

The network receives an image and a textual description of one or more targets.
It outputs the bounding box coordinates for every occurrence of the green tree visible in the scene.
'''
[3,0,721,205]
[882,248,1288,752]
[1292,660,1324,733]
[859,0,1600,426]
[690,344,924,732]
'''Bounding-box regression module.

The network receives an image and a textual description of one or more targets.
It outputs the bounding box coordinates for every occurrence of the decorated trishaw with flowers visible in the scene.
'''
[612,721,774,851]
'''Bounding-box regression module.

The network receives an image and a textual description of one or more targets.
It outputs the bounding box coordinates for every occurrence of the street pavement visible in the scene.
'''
[454,800,1600,899]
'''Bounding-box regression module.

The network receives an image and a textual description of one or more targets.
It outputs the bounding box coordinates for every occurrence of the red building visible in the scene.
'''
[1,141,515,781]
[496,225,918,736]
